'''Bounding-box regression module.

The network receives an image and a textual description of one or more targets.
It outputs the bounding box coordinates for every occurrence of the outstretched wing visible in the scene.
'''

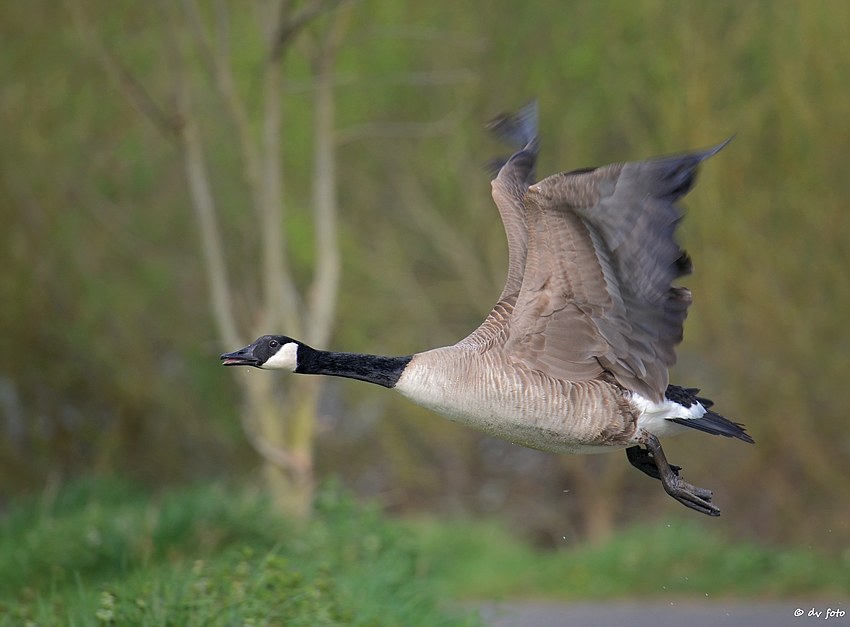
[504,142,729,401]
[461,103,538,349]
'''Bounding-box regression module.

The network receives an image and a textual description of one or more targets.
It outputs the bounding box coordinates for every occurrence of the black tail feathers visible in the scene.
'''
[665,385,754,444]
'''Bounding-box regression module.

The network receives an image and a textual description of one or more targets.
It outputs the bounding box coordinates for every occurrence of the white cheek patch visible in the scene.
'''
[263,342,299,371]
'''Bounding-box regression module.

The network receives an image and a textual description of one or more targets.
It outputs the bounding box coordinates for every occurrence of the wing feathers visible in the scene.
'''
[464,102,727,401]
[460,103,539,350]
[509,142,728,400]
[486,100,539,153]
[489,102,539,303]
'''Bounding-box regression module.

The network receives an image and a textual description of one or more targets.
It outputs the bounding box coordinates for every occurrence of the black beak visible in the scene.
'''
[221,346,261,367]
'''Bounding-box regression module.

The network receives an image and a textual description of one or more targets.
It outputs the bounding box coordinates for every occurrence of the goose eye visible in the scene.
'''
[269,339,279,348]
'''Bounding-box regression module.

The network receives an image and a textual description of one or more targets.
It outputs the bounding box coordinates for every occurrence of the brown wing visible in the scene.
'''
[461,104,538,350]
[490,147,536,303]
[504,143,728,401]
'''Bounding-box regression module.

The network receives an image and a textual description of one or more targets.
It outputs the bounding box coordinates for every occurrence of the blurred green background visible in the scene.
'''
[1,0,849,612]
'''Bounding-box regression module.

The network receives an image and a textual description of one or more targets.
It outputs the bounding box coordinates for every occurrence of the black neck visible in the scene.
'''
[295,347,413,388]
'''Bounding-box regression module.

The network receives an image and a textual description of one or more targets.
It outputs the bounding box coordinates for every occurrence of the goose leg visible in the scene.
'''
[626,434,720,517]
[626,445,680,480]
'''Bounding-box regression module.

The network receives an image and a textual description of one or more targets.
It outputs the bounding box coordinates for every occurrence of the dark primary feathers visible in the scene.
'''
[473,114,731,403]
[484,102,540,308]
[486,100,539,155]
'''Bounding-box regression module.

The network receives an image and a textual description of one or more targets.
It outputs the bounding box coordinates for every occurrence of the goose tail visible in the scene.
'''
[665,385,754,444]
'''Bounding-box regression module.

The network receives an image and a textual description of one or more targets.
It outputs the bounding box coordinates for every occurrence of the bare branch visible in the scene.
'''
[241,415,310,476]
[180,115,242,349]
[164,9,243,350]
[110,58,180,142]
[318,0,353,54]
[74,0,242,348]
[269,0,355,61]
[183,0,301,334]
[237,385,310,479]
[180,0,218,82]
[250,0,271,42]
[258,56,302,336]
[183,0,263,204]
[69,0,179,143]
[303,5,351,347]
[387,161,496,311]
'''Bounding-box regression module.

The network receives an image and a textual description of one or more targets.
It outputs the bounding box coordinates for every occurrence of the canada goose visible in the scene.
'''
[222,103,753,516]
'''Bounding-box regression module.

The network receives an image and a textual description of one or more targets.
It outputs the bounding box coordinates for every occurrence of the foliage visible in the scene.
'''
[0,477,846,626]
[5,553,361,627]
[0,0,849,548]
[0,477,479,626]
[413,517,850,600]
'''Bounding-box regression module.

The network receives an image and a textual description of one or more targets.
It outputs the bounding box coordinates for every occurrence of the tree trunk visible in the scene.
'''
[279,377,321,519]
[94,0,350,521]
[237,371,318,520]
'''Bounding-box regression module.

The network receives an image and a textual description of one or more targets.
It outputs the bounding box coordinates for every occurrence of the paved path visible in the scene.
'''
[477,601,847,627]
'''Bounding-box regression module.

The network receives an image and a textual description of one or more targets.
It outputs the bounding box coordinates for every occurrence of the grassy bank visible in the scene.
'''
[0,477,478,626]
[414,518,850,600]
[0,478,847,624]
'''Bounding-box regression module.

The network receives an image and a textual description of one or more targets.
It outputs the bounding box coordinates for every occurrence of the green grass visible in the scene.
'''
[0,477,479,626]
[0,477,847,624]
[8,552,369,626]
[413,518,850,600]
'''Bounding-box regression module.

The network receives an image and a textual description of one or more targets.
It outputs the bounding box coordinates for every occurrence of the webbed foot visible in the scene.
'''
[626,434,720,517]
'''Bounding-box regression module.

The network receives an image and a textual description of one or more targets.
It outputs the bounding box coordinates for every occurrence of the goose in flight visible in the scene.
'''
[222,103,753,516]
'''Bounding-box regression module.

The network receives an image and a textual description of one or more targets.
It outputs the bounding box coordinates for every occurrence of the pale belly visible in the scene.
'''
[393,348,640,454]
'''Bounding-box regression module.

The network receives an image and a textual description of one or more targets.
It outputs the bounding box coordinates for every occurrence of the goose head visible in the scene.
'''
[220,335,301,371]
